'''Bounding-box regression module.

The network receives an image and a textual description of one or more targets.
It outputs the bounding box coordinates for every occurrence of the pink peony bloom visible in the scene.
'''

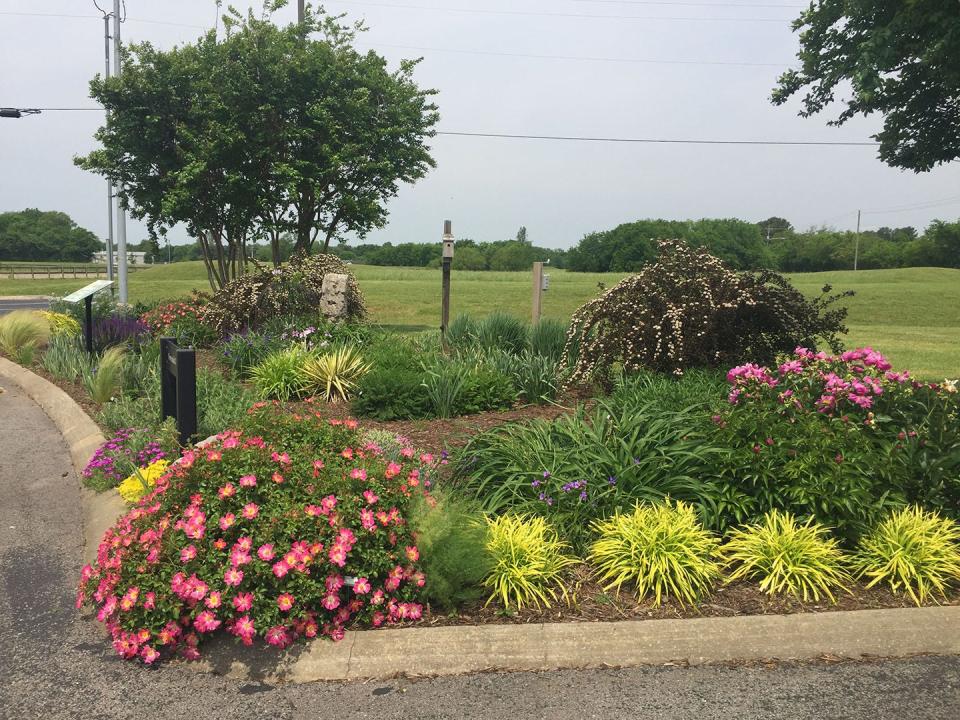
[217,483,236,499]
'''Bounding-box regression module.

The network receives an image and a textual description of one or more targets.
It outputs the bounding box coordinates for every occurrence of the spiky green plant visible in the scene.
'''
[445,313,478,350]
[301,346,371,402]
[483,514,578,610]
[0,310,51,364]
[529,318,568,363]
[42,334,91,382]
[84,346,127,404]
[721,510,850,602]
[589,500,720,606]
[250,345,311,402]
[421,361,470,419]
[475,311,528,355]
[852,506,960,605]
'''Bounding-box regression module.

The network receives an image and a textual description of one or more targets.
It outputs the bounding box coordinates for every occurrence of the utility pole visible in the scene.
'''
[113,0,128,303]
[854,209,861,272]
[440,220,454,338]
[298,0,305,22]
[102,11,115,283]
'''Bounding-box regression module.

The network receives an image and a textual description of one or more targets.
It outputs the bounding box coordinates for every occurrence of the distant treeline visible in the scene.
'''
[566,218,960,273]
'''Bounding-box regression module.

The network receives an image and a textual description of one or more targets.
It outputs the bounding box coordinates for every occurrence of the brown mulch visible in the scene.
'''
[415,565,960,628]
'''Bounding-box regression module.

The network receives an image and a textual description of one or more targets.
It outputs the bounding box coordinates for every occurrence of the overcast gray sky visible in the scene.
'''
[2,0,959,250]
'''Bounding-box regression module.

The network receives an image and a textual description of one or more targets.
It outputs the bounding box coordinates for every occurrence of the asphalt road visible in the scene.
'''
[0,297,50,315]
[0,374,958,720]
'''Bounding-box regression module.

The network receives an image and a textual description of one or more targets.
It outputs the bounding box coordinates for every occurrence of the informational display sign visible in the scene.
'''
[62,279,114,304]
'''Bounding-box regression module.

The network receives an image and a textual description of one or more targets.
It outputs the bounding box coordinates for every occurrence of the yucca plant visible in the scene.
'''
[852,506,960,605]
[250,345,311,402]
[84,346,127,404]
[0,310,51,364]
[301,346,371,402]
[589,500,720,606]
[721,510,850,602]
[483,514,578,610]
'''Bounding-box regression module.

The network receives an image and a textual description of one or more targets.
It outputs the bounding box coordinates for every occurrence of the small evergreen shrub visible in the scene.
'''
[852,507,960,605]
[721,510,849,602]
[588,501,720,606]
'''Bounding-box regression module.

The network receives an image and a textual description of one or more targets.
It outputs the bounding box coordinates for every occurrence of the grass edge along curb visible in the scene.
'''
[184,605,960,683]
[0,355,124,565]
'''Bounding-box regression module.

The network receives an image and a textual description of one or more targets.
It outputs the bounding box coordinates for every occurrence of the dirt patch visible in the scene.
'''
[416,565,960,627]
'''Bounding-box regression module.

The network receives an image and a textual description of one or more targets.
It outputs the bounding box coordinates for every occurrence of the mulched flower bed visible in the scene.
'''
[416,565,960,627]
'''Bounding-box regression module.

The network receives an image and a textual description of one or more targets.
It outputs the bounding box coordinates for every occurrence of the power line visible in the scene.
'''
[0,11,206,30]
[363,41,788,68]
[573,0,803,7]
[325,0,794,23]
[434,131,879,146]
[862,194,960,215]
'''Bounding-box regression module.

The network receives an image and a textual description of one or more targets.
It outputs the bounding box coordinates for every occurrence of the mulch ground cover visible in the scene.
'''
[416,565,959,627]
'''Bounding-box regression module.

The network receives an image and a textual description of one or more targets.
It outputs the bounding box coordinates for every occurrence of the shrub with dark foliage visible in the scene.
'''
[204,254,366,337]
[564,239,852,383]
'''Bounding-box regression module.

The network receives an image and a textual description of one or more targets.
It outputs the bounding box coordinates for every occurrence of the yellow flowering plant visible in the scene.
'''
[117,459,170,504]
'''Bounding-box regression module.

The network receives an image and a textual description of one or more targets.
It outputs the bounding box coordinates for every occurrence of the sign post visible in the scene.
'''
[160,337,198,446]
[441,220,455,337]
[62,279,114,353]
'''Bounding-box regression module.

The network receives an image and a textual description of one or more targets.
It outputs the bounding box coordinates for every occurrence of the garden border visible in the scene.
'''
[1,358,958,682]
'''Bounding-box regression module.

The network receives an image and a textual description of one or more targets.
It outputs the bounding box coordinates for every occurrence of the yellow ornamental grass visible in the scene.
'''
[0,310,51,364]
[483,514,578,611]
[589,500,720,606]
[721,510,850,603]
[117,459,170,504]
[852,506,960,606]
[301,346,371,403]
[39,311,82,337]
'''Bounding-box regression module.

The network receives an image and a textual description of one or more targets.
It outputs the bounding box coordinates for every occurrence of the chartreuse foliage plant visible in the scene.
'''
[301,346,371,402]
[588,501,720,607]
[0,309,50,364]
[39,310,82,337]
[852,507,960,606]
[721,510,849,602]
[250,345,311,401]
[78,416,437,663]
[483,514,577,611]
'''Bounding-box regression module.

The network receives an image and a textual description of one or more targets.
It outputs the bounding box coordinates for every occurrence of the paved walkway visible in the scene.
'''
[0,373,958,719]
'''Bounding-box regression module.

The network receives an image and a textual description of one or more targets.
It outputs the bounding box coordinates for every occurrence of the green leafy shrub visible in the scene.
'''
[483,514,577,610]
[250,346,311,402]
[301,346,371,402]
[204,254,365,337]
[564,239,851,384]
[84,346,127,404]
[196,369,258,439]
[471,348,558,405]
[78,419,435,663]
[0,310,50,364]
[721,510,849,602]
[457,365,517,414]
[529,318,567,363]
[852,507,960,605]
[588,500,720,606]
[353,364,432,420]
[408,489,491,609]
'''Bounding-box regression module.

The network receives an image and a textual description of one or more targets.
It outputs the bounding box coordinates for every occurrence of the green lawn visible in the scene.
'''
[1,262,957,379]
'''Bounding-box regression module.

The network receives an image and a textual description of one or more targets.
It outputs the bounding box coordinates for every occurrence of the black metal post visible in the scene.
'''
[175,346,197,445]
[84,295,94,353]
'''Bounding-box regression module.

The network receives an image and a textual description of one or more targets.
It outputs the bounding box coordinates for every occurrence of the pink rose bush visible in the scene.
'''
[713,347,960,540]
[77,407,435,664]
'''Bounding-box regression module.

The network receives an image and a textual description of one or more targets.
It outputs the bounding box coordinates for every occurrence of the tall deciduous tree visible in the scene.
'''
[76,2,438,291]
[0,209,102,262]
[772,0,960,172]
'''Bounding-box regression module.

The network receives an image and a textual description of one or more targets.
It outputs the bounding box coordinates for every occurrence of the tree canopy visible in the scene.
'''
[772,0,960,172]
[0,209,102,262]
[76,3,438,290]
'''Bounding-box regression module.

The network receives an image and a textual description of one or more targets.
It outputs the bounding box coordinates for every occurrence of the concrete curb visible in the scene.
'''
[2,358,958,682]
[0,356,125,564]
[0,295,52,301]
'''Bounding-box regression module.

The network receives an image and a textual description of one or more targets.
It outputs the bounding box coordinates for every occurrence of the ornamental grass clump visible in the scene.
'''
[84,346,127,404]
[301,346,371,403]
[483,514,577,610]
[0,309,50,364]
[564,239,850,384]
[78,419,437,664]
[852,507,960,605]
[721,510,849,602]
[250,345,311,401]
[588,500,720,606]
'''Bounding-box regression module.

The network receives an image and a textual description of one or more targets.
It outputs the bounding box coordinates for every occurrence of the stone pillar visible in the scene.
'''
[319,273,350,319]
